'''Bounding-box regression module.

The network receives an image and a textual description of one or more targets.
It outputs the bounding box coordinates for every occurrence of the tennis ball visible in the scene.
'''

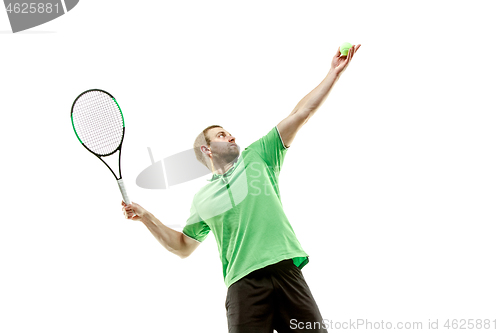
[339,42,352,56]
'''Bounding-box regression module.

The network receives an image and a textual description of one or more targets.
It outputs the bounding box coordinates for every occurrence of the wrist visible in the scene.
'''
[329,67,342,78]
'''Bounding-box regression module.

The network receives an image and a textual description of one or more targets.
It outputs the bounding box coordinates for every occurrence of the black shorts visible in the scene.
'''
[225,259,328,333]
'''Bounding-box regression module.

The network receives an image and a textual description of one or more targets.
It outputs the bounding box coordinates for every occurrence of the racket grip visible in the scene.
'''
[117,179,131,205]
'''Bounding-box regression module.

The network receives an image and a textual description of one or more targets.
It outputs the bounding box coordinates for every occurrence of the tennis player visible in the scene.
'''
[122,44,360,332]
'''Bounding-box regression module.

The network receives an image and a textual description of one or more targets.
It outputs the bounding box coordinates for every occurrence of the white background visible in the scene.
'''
[1,1,499,332]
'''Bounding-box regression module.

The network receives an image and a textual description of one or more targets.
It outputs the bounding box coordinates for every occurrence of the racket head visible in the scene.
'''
[71,89,125,157]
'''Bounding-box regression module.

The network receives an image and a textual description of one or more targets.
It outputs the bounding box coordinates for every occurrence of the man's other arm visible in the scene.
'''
[277,44,361,148]
[122,201,201,259]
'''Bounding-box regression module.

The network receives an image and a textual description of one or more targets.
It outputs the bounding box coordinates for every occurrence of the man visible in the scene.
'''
[122,44,361,332]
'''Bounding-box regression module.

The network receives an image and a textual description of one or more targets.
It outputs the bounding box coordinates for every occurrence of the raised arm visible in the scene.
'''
[277,44,361,148]
[122,201,201,259]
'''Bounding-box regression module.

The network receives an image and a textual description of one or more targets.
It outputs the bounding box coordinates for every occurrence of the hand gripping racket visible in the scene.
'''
[71,89,131,204]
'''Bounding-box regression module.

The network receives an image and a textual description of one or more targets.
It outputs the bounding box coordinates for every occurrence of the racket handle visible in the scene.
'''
[117,179,131,205]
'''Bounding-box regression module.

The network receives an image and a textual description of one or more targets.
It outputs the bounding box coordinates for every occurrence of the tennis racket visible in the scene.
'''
[70,89,131,205]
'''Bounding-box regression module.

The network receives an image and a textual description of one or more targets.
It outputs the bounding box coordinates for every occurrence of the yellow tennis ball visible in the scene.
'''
[339,42,352,56]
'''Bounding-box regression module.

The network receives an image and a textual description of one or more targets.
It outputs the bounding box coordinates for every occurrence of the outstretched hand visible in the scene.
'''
[331,44,361,75]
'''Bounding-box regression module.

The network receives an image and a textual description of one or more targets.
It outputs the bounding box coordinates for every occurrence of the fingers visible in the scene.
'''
[121,201,143,221]
[335,47,341,57]
[122,201,135,209]
[351,44,361,56]
[121,202,136,219]
[346,44,359,63]
[123,207,136,219]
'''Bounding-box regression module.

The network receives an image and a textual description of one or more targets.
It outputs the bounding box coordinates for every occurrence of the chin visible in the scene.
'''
[230,151,240,161]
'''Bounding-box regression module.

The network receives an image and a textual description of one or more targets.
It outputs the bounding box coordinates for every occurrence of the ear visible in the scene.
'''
[200,145,211,156]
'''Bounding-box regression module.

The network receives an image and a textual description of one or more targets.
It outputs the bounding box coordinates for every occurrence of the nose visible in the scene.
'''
[228,135,236,143]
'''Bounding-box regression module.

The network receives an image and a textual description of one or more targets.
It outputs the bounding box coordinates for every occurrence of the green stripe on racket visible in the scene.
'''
[71,89,131,204]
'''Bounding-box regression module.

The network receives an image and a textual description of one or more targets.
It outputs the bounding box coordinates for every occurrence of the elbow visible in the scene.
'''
[295,109,310,121]
[295,110,313,127]
[174,249,189,259]
[176,248,192,259]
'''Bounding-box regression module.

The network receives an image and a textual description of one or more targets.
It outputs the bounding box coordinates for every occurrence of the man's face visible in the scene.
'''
[206,127,240,161]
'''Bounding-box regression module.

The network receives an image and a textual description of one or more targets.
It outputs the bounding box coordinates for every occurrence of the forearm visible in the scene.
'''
[290,68,340,120]
[141,212,186,258]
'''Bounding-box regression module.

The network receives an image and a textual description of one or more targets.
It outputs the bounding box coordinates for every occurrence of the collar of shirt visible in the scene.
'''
[207,157,240,182]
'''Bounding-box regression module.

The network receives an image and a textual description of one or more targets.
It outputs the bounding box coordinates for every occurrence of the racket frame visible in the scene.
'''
[70,89,130,204]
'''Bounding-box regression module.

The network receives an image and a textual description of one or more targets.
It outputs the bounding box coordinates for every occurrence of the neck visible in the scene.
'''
[211,157,237,175]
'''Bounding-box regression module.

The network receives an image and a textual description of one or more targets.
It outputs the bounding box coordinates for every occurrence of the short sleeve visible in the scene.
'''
[182,199,211,243]
[246,126,288,172]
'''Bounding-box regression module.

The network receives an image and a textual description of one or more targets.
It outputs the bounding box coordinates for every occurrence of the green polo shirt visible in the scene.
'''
[182,126,309,288]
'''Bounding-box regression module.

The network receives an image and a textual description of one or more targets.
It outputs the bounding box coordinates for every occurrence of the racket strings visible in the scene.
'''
[85,92,123,150]
[74,92,122,153]
[72,91,124,155]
